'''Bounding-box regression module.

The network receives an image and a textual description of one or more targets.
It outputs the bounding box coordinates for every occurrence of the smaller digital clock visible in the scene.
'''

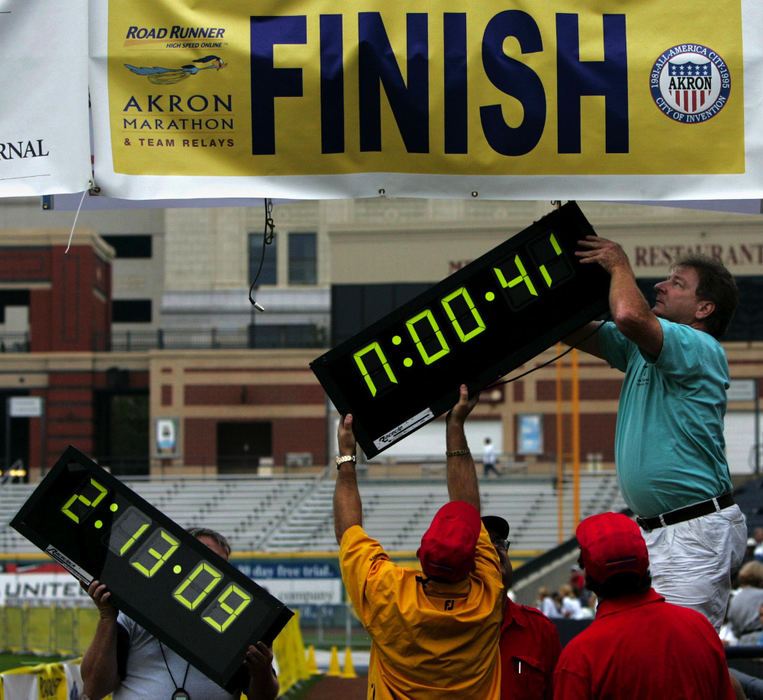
[311,202,610,458]
[11,446,293,690]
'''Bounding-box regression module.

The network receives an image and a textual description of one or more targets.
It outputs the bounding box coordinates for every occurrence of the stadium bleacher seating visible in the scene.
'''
[0,473,629,555]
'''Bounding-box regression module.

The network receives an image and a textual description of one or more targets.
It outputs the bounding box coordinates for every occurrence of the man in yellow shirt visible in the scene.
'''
[334,384,504,699]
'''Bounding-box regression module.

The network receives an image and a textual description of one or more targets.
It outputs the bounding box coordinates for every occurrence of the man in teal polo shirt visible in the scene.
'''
[565,235,746,629]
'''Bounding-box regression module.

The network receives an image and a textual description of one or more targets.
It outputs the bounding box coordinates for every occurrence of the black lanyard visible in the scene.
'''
[159,641,191,700]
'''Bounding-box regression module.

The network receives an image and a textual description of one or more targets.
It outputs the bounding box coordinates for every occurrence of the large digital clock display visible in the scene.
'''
[311,202,610,458]
[10,446,293,691]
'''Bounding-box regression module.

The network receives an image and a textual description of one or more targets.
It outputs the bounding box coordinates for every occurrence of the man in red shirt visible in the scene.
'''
[554,512,736,699]
[483,515,561,700]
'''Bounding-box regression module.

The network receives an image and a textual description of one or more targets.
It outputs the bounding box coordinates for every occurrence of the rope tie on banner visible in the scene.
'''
[65,179,99,254]
[248,198,275,312]
[64,189,88,254]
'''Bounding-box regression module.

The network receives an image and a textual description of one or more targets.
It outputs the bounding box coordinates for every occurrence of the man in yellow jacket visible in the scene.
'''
[333,384,503,699]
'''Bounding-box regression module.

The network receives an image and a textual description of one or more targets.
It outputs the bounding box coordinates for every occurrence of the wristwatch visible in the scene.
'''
[336,455,357,469]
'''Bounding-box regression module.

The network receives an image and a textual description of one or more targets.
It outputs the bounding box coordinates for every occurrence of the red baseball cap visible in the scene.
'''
[417,501,481,582]
[576,513,649,583]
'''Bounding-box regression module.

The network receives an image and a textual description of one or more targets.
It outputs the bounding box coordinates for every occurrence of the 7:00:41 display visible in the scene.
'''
[310,201,610,458]
[352,230,573,398]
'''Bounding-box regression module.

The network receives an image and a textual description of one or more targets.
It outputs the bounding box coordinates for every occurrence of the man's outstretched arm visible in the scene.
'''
[576,235,663,357]
[446,384,480,512]
[333,414,363,544]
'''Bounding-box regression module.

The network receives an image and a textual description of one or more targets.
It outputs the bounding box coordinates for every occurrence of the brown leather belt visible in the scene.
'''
[636,493,735,532]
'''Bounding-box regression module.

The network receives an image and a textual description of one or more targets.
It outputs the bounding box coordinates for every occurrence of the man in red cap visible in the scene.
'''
[482,514,561,699]
[553,512,736,699]
[333,384,503,699]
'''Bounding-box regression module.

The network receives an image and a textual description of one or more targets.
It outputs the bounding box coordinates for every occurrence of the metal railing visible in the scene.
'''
[109,325,328,351]
[0,325,328,353]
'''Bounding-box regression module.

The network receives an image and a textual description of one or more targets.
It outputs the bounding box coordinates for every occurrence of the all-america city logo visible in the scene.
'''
[650,44,731,123]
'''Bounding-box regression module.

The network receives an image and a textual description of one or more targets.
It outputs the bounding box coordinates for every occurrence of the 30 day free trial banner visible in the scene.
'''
[89,0,763,201]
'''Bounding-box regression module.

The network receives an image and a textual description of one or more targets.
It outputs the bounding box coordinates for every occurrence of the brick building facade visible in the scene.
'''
[0,200,761,481]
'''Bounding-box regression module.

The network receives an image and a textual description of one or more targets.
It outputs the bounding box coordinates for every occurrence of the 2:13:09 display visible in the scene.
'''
[62,477,251,634]
[352,231,574,398]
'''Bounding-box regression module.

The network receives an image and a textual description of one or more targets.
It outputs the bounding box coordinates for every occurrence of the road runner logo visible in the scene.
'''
[125,55,226,84]
[650,44,730,123]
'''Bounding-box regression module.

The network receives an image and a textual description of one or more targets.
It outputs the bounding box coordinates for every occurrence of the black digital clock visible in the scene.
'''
[310,202,610,458]
[10,446,293,691]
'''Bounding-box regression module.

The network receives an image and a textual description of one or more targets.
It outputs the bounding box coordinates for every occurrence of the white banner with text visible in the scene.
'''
[0,1,91,196]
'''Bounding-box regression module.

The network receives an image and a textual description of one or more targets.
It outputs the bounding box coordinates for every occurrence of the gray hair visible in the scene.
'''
[187,527,231,557]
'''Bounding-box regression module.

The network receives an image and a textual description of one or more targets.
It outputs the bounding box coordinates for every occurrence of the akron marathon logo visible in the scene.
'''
[650,44,731,123]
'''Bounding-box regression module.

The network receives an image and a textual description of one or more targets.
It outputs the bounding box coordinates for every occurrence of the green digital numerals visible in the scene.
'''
[61,478,108,524]
[353,286,488,397]
[58,470,255,639]
[351,232,574,397]
[202,584,253,632]
[130,528,180,578]
[353,342,398,397]
[494,253,538,308]
[494,232,573,310]
[173,561,252,633]
[173,562,223,609]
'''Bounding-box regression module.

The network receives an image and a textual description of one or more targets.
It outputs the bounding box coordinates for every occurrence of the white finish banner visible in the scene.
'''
[0,1,91,196]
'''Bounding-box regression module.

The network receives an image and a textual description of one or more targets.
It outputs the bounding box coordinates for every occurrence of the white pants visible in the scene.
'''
[641,504,747,630]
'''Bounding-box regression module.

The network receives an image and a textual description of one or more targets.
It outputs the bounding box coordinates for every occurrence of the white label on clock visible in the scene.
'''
[46,545,93,585]
[374,408,435,449]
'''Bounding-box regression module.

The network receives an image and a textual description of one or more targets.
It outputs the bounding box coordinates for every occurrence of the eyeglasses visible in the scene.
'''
[491,538,510,551]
